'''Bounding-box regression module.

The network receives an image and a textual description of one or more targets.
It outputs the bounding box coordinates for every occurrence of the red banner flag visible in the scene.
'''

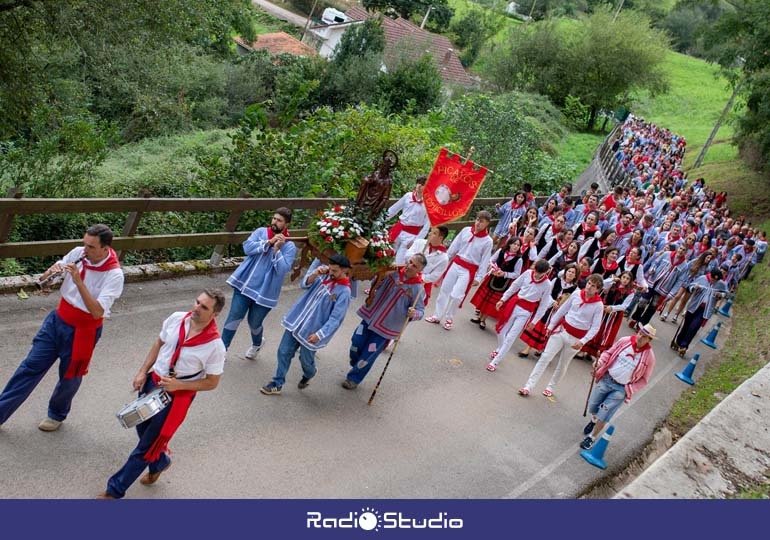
[423,148,489,227]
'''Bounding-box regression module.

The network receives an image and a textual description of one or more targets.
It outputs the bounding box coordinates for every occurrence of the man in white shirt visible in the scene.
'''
[518,274,605,398]
[99,289,227,499]
[580,325,657,450]
[425,211,493,331]
[0,224,124,432]
[487,260,552,371]
[406,226,449,306]
[387,176,430,266]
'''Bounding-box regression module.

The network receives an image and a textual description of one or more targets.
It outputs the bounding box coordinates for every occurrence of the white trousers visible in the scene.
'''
[491,307,531,366]
[433,264,470,321]
[523,330,581,392]
[393,232,418,266]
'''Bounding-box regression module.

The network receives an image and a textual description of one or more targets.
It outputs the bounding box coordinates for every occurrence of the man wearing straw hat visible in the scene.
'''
[342,253,427,390]
[580,324,657,450]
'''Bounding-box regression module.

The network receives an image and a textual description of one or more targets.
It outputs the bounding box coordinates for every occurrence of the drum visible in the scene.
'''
[116,387,172,429]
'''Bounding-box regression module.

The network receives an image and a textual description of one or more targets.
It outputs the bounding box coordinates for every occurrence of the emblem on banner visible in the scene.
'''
[423,147,489,226]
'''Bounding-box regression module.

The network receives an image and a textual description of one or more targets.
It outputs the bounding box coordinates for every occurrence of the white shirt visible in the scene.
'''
[406,239,449,283]
[548,290,604,343]
[152,312,226,380]
[447,227,493,282]
[608,343,641,384]
[58,247,124,318]
[501,270,553,322]
[387,193,430,239]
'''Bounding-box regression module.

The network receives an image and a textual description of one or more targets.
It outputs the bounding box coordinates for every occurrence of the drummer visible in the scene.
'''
[98,289,226,499]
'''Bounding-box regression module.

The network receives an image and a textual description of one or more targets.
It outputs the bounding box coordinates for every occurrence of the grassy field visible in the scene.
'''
[632,50,738,168]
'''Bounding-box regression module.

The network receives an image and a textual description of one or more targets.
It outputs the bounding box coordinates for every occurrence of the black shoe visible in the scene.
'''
[341,379,358,390]
[580,436,594,450]
[517,352,530,359]
[470,317,481,324]
[260,382,282,395]
[298,376,312,390]
[534,351,542,357]
[583,421,595,436]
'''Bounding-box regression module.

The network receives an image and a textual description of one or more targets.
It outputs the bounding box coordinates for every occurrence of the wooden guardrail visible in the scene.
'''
[0,196,539,262]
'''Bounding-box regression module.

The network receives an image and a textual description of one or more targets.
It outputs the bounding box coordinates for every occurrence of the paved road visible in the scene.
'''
[0,273,724,498]
[252,0,308,28]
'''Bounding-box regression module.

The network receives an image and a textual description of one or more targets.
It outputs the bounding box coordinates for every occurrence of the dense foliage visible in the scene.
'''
[702,0,770,172]
[483,7,670,129]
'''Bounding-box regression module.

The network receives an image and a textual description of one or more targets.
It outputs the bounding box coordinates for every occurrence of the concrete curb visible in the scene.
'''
[0,258,244,295]
[616,361,770,498]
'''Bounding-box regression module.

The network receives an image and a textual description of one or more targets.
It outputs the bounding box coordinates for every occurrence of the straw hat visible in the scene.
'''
[639,324,658,339]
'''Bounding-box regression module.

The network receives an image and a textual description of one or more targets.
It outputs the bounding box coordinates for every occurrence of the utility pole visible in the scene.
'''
[529,0,536,19]
[612,0,625,22]
[692,81,742,170]
[302,0,321,41]
[420,6,433,29]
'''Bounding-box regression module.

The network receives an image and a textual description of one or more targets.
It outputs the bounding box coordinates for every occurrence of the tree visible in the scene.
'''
[485,7,670,129]
[379,55,442,114]
[703,0,770,170]
[362,0,454,32]
[449,7,502,67]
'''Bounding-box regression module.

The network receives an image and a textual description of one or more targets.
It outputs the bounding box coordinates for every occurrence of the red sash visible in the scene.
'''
[495,296,539,334]
[450,257,479,308]
[57,299,104,380]
[388,222,422,243]
[57,248,121,379]
[144,314,220,462]
[560,320,589,339]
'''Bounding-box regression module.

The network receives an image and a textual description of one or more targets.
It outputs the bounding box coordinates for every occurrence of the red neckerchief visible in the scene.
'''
[557,239,570,252]
[615,223,633,237]
[510,200,524,210]
[266,227,290,240]
[579,269,591,280]
[530,270,549,284]
[79,248,121,279]
[601,258,619,272]
[322,276,351,291]
[551,223,563,235]
[582,224,598,236]
[468,226,489,242]
[667,232,681,243]
[144,312,220,463]
[503,250,519,262]
[669,251,685,266]
[168,312,221,374]
[520,241,532,254]
[398,267,423,285]
[411,190,423,203]
[428,243,447,253]
[579,289,602,307]
[626,254,641,266]
[705,273,714,284]
[630,334,651,352]
[582,205,594,215]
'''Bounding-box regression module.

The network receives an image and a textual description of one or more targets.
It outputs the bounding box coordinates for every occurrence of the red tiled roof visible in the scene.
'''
[235,32,317,57]
[345,6,474,87]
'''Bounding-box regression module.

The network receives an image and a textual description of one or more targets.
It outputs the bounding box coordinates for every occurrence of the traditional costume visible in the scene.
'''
[387,191,430,266]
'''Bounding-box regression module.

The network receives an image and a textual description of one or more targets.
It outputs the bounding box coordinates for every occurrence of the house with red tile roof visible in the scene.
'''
[302,6,474,88]
[235,32,317,57]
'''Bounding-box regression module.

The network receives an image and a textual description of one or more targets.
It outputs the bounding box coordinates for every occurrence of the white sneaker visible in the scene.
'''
[38,417,62,432]
[659,312,668,322]
[244,344,262,360]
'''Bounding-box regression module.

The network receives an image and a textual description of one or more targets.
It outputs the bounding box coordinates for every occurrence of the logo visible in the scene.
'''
[306,506,463,531]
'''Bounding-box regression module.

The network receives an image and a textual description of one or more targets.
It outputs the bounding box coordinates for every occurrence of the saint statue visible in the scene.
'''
[355,150,398,219]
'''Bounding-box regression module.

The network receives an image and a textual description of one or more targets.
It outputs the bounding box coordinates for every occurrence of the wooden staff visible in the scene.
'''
[367,288,423,406]
[583,366,596,417]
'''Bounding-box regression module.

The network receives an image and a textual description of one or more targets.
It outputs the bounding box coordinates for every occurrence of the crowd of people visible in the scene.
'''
[0,115,765,497]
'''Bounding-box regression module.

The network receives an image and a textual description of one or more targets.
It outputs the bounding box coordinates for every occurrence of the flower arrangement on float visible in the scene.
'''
[307,202,396,276]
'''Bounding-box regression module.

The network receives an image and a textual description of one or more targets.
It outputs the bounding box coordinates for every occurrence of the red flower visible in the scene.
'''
[325,237,333,243]
[376,250,384,258]
[332,220,340,227]
[334,205,342,212]
[343,231,349,238]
